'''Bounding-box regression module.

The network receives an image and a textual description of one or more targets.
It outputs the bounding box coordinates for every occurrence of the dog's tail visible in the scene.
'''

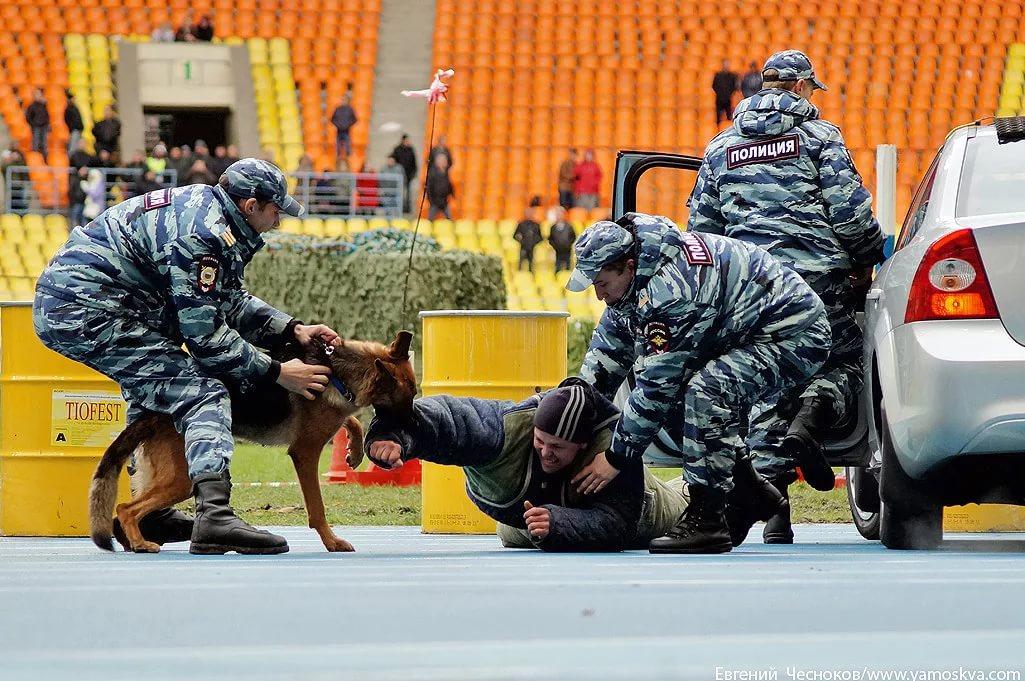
[89,414,159,551]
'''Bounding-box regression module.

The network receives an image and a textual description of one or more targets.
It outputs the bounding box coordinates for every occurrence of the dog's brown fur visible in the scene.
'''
[88,331,416,554]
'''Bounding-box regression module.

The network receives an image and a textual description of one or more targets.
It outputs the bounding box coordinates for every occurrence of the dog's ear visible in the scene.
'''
[389,330,413,359]
[375,358,396,383]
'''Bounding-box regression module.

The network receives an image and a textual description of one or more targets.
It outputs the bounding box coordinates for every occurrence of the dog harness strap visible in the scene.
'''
[329,375,354,403]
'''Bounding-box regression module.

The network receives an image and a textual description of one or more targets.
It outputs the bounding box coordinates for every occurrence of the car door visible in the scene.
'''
[611,150,870,466]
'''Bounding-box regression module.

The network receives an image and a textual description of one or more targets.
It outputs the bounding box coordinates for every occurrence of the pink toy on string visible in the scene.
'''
[401,68,455,104]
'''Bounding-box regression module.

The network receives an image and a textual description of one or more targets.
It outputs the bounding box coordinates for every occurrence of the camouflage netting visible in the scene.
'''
[248,230,506,352]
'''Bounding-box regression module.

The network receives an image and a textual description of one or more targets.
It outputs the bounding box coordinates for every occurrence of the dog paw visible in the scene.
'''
[324,537,356,553]
[345,447,365,469]
[132,541,162,554]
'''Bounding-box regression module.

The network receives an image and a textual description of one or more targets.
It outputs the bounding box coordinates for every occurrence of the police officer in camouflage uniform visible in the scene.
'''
[687,50,884,543]
[567,213,831,553]
[34,159,340,555]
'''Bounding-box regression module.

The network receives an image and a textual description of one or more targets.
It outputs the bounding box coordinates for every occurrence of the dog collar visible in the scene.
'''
[322,344,355,402]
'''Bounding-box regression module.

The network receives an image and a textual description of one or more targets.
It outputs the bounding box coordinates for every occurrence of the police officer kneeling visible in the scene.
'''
[365,379,688,552]
[34,159,339,555]
[567,214,831,553]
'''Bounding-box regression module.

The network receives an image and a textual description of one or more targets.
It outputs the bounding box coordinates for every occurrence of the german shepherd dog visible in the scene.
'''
[88,330,417,554]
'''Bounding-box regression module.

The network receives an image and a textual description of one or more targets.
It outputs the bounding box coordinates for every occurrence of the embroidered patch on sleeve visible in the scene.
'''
[196,255,220,293]
[725,134,800,170]
[645,321,671,355]
[680,232,713,266]
[143,188,172,211]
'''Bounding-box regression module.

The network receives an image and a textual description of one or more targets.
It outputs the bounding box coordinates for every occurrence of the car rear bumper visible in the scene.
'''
[884,319,1025,478]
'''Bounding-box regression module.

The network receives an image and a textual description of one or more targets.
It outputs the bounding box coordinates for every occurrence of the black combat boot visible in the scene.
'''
[189,471,289,555]
[113,508,194,550]
[781,397,837,492]
[649,485,733,554]
[725,457,788,546]
[763,472,799,544]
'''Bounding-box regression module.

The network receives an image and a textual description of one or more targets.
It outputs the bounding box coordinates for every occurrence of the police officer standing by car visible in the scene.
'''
[33,159,341,555]
[567,213,832,553]
[687,50,885,544]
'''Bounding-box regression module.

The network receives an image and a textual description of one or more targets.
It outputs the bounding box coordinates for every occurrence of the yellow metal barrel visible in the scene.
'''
[419,310,568,534]
[0,301,130,536]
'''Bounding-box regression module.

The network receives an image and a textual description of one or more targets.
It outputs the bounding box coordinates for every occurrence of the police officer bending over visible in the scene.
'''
[365,379,688,552]
[567,213,831,554]
[688,50,884,543]
[34,159,340,555]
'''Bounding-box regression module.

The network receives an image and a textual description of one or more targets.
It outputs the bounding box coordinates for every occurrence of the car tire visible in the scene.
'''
[878,406,942,550]
[846,466,880,540]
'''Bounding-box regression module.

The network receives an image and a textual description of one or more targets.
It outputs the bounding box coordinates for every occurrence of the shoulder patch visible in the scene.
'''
[219,229,237,248]
[196,255,220,293]
[680,231,713,266]
[143,188,172,211]
[726,133,800,170]
[645,322,671,355]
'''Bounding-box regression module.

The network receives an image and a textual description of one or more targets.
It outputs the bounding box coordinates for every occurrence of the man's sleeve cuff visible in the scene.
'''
[264,359,282,383]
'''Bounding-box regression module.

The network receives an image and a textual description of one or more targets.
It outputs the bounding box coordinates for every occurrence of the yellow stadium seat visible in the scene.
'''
[302,218,325,236]
[279,217,302,234]
[367,218,390,231]
[346,218,368,234]
[323,218,346,237]
[390,218,411,231]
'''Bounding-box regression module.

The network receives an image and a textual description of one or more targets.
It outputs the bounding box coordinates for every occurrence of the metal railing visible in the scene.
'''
[3,166,403,219]
[4,166,178,214]
[290,171,404,218]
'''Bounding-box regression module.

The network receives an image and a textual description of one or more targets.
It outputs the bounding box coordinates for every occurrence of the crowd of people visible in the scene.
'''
[712,60,764,124]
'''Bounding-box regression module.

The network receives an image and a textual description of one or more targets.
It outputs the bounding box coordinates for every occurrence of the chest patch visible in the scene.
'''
[680,232,713,266]
[143,188,172,211]
[646,321,671,355]
[725,134,800,170]
[196,256,220,293]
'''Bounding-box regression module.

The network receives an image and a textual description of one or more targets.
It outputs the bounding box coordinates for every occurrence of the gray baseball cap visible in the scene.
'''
[762,50,828,91]
[223,158,305,217]
[565,221,635,292]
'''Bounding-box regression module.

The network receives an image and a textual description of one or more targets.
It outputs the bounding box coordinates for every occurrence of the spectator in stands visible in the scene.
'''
[573,150,602,210]
[64,90,84,158]
[181,159,217,186]
[175,10,198,42]
[195,15,214,42]
[226,144,240,165]
[260,147,276,164]
[514,206,543,272]
[194,139,212,166]
[391,134,417,214]
[94,149,115,169]
[92,106,121,155]
[325,157,354,215]
[122,149,147,183]
[548,206,576,273]
[167,145,187,179]
[25,88,50,162]
[68,166,89,228]
[331,94,358,160]
[712,61,740,124]
[68,138,95,169]
[82,168,106,222]
[426,153,454,220]
[558,148,578,210]
[209,145,230,177]
[428,135,453,170]
[294,154,316,202]
[152,22,175,42]
[380,155,404,211]
[741,61,763,99]
[146,143,168,174]
[135,168,164,197]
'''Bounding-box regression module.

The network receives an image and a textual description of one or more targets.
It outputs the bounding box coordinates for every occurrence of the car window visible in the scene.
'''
[895,157,939,251]
[957,135,1025,217]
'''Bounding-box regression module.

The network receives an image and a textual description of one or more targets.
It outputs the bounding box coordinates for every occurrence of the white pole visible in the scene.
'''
[875,144,897,237]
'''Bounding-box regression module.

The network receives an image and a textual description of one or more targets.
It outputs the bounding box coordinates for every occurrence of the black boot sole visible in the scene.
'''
[763,531,794,544]
[649,540,733,555]
[190,543,290,555]
[783,435,835,492]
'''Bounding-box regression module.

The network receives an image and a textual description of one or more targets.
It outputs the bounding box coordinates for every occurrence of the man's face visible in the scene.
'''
[592,260,635,305]
[242,198,282,233]
[796,79,816,100]
[533,428,585,473]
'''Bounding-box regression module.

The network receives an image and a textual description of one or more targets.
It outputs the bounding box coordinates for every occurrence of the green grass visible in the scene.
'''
[216,448,852,527]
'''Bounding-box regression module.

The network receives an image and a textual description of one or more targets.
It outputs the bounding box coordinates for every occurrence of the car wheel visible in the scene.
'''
[878,405,942,550]
[846,466,880,540]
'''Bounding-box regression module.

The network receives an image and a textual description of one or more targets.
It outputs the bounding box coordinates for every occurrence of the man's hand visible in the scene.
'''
[523,501,550,541]
[572,451,620,495]
[848,266,874,309]
[276,358,330,400]
[294,323,342,348]
[368,440,403,470]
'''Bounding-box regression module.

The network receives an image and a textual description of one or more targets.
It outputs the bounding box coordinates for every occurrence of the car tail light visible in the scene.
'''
[905,229,999,323]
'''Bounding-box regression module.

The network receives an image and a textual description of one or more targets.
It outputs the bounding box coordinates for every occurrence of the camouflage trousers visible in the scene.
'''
[749,273,863,480]
[33,292,233,479]
[679,314,831,492]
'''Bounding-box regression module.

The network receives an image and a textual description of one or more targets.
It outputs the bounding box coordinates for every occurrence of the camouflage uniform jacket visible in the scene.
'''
[687,89,884,275]
[580,214,827,468]
[36,185,294,381]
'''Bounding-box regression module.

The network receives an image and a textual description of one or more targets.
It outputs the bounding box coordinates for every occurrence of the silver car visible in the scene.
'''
[612,119,1025,549]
